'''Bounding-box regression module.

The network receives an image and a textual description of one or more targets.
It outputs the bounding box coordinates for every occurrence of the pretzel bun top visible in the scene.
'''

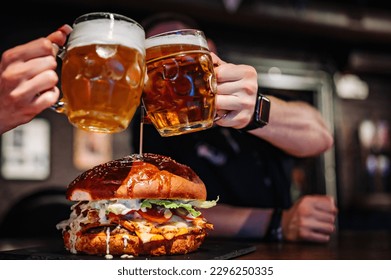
[66,153,206,201]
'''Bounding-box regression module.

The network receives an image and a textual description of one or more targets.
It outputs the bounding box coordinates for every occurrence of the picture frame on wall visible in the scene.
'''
[1,118,50,180]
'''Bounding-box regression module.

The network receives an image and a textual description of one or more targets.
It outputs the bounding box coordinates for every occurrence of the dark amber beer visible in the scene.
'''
[143,29,217,137]
[58,13,145,133]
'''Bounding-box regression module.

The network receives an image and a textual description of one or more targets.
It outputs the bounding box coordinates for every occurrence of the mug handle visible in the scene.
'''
[50,43,67,113]
[51,100,66,113]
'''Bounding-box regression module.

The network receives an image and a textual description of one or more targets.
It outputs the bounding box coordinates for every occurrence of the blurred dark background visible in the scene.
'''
[0,0,391,238]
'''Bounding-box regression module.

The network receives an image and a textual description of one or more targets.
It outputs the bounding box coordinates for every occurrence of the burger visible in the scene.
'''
[56,153,217,257]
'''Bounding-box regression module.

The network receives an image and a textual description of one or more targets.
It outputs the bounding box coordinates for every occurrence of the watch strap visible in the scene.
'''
[263,208,283,242]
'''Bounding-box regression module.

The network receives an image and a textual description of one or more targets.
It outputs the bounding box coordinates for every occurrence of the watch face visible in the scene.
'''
[256,95,270,125]
[239,93,270,132]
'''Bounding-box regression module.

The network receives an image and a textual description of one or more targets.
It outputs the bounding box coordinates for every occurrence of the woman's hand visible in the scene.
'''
[0,24,71,134]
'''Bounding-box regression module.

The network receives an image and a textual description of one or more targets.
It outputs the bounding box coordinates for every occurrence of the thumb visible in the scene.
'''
[47,24,72,46]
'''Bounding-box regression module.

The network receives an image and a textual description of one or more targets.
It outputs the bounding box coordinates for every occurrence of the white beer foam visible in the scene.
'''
[68,18,145,55]
[145,32,209,50]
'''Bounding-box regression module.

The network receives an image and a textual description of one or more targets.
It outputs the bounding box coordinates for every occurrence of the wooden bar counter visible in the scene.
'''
[237,230,391,260]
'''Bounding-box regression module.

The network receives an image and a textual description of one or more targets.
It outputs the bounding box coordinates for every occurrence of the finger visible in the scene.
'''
[215,94,243,111]
[47,24,72,46]
[1,38,55,66]
[312,210,337,224]
[13,70,59,102]
[312,219,336,234]
[6,55,57,84]
[29,70,59,98]
[215,93,254,129]
[13,89,58,125]
[1,25,71,66]
[216,78,244,96]
[214,109,252,130]
[303,215,336,235]
[215,83,255,112]
[214,64,240,83]
[300,230,332,243]
[32,87,60,109]
[296,219,335,242]
[216,95,253,127]
[215,63,257,84]
[313,196,338,213]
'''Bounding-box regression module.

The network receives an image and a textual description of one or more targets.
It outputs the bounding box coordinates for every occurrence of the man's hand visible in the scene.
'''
[282,195,338,243]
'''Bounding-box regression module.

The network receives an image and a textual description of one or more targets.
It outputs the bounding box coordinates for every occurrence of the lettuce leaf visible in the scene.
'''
[141,197,218,218]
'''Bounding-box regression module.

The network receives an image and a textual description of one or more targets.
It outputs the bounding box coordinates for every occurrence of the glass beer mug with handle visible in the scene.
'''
[143,29,219,137]
[53,12,146,134]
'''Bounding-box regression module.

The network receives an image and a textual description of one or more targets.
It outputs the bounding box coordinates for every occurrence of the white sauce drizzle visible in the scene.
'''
[106,227,111,253]
[120,254,134,259]
[123,234,130,248]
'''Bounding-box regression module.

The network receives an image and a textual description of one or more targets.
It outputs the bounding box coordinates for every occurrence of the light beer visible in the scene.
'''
[60,13,145,133]
[143,29,217,137]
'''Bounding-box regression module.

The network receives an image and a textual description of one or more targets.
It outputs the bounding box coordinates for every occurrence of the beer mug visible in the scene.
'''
[53,12,146,133]
[142,29,218,137]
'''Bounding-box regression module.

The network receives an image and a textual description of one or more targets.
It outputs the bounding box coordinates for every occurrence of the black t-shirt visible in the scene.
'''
[130,108,293,209]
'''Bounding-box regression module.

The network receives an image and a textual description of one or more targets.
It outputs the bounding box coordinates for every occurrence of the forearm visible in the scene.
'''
[202,204,273,238]
[250,96,334,157]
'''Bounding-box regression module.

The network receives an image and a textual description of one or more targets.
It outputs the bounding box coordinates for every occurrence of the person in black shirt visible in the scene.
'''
[131,12,337,242]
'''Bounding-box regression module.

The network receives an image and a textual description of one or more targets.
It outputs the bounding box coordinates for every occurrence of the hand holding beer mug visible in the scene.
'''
[143,29,218,137]
[53,12,146,133]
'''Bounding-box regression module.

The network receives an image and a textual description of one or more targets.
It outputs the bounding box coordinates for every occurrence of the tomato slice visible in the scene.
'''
[138,206,172,224]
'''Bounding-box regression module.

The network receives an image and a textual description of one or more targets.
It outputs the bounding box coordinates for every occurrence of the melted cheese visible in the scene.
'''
[136,232,158,243]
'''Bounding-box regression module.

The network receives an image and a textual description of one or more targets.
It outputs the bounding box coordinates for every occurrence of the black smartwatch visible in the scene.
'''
[239,92,270,132]
[264,208,283,242]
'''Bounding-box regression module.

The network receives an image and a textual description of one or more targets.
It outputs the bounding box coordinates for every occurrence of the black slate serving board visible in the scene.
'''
[0,238,256,260]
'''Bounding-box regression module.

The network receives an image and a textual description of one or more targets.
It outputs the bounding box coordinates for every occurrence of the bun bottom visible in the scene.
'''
[62,230,207,256]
